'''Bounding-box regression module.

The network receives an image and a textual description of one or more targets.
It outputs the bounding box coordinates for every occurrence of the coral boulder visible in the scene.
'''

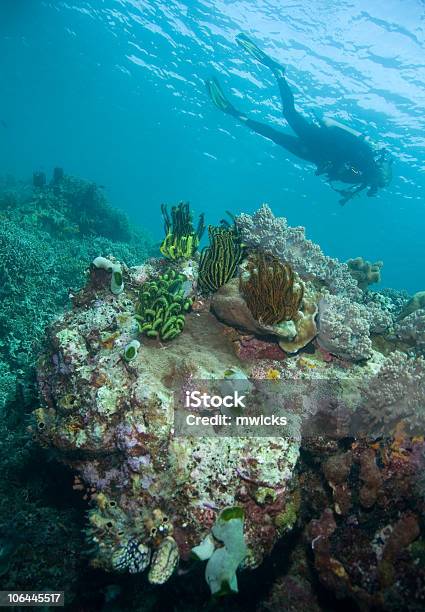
[36,260,301,586]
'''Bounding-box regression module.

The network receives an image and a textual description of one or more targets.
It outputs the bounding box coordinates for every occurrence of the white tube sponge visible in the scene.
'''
[92,256,124,295]
[204,507,247,596]
[123,340,140,362]
[110,265,124,295]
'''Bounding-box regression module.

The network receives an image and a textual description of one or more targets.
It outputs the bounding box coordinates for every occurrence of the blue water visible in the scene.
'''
[1,0,424,292]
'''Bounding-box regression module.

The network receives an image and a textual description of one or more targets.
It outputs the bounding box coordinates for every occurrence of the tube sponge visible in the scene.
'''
[92,256,124,295]
[123,340,140,362]
[192,507,247,596]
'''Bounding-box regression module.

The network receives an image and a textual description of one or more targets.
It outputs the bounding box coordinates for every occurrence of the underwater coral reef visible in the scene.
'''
[2,185,425,610]
[29,201,425,609]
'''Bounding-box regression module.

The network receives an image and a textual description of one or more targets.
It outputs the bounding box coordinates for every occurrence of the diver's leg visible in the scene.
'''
[273,70,320,141]
[236,34,283,72]
[240,116,314,161]
[235,34,320,142]
[205,78,239,115]
[206,78,313,161]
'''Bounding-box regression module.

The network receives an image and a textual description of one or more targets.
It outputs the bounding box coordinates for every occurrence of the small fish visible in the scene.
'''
[0,120,7,129]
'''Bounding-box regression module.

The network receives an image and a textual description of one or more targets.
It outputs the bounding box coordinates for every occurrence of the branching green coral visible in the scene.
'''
[240,251,303,325]
[135,269,192,340]
[160,202,205,260]
[198,225,244,293]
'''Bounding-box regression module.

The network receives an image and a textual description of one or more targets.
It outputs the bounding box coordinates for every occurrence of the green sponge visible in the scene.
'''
[192,506,247,596]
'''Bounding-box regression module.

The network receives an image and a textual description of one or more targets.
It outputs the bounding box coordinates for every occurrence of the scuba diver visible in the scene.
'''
[206,34,392,205]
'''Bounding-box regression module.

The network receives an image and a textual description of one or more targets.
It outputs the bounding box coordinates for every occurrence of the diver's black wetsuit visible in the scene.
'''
[234,69,376,183]
[237,71,320,163]
[206,35,392,204]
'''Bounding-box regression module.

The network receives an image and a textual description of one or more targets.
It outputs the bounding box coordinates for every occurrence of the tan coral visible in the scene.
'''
[346,257,383,290]
[211,277,318,354]
[279,286,318,354]
[240,252,303,324]
[397,291,425,320]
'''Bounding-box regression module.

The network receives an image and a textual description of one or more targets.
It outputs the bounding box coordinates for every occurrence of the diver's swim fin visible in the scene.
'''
[236,33,284,73]
[205,78,236,115]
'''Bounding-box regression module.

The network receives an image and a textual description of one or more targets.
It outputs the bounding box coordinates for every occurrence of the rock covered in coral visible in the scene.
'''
[256,542,323,612]
[212,205,394,361]
[36,260,301,583]
[30,199,425,607]
[356,351,425,436]
[302,433,425,611]
[211,277,318,354]
[317,293,374,361]
[232,335,287,361]
[395,309,425,352]
[398,291,425,320]
[346,256,383,290]
[236,205,361,299]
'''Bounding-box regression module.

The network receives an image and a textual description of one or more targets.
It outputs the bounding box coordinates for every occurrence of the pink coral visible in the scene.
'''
[235,335,287,361]
[236,205,361,299]
[359,351,425,436]
[317,293,373,361]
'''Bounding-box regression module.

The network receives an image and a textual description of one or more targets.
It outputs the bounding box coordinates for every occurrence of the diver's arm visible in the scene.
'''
[332,182,368,205]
